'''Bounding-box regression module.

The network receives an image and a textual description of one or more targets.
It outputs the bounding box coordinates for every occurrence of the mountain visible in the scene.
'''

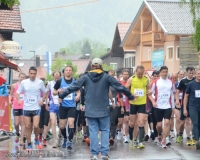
[13,0,180,58]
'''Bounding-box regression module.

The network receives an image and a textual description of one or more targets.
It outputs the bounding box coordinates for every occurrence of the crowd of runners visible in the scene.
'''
[9,57,200,160]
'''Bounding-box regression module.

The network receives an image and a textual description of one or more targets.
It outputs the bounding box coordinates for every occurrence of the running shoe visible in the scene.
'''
[144,134,149,142]
[166,138,171,146]
[123,136,129,143]
[52,141,58,148]
[101,155,109,160]
[186,138,192,146]
[195,141,200,150]
[134,139,138,147]
[117,131,122,140]
[15,136,19,143]
[137,143,145,149]
[150,132,155,141]
[170,131,175,139]
[83,135,87,142]
[176,135,183,143]
[86,138,90,146]
[35,140,42,149]
[158,135,162,144]
[191,138,196,145]
[39,135,42,142]
[27,144,32,149]
[62,139,67,148]
[43,139,47,146]
[109,138,114,146]
[67,141,73,150]
[161,141,167,148]
[154,137,158,144]
[90,155,98,160]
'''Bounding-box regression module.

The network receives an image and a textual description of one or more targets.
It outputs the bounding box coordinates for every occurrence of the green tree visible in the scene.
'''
[46,58,78,81]
[0,0,20,8]
[102,63,114,71]
[181,0,200,51]
[81,40,92,56]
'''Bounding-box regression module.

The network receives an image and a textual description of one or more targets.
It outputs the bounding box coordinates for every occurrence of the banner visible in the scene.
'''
[0,96,10,132]
[46,52,52,74]
[151,50,164,70]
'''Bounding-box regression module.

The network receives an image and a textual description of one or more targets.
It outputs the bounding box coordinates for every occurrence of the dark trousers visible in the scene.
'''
[110,107,118,139]
[189,108,200,141]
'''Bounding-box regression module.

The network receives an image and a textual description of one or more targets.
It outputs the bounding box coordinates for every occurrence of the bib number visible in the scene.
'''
[64,93,73,100]
[109,98,115,105]
[195,90,200,98]
[20,94,24,100]
[134,89,144,97]
[123,95,126,102]
[27,96,37,104]
[161,92,170,99]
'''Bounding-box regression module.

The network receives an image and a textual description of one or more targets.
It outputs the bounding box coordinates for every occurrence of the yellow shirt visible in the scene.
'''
[130,75,149,105]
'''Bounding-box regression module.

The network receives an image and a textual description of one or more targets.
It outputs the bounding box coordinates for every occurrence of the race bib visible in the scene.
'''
[161,92,170,99]
[195,90,200,98]
[109,98,115,105]
[179,93,183,99]
[27,95,37,104]
[123,95,126,102]
[64,93,73,100]
[20,94,24,100]
[134,89,144,96]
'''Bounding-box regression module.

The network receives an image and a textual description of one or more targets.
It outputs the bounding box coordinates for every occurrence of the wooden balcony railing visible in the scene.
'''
[141,31,164,43]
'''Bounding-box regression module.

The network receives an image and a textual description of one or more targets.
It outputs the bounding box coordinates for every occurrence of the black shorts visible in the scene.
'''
[117,107,124,118]
[59,106,76,119]
[39,105,50,128]
[130,104,147,115]
[180,105,190,120]
[155,108,172,122]
[13,109,23,116]
[23,109,41,117]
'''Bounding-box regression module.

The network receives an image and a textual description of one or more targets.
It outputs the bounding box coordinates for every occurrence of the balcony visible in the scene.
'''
[141,31,165,44]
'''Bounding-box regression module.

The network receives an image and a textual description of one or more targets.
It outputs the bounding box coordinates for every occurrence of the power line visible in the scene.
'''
[21,0,99,13]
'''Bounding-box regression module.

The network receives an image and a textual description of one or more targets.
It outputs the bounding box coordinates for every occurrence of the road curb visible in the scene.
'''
[0,136,10,142]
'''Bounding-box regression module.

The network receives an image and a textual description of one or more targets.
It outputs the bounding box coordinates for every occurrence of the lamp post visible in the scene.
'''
[29,50,36,66]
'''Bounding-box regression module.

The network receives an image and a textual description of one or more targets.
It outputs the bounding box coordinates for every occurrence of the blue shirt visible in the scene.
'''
[185,80,200,110]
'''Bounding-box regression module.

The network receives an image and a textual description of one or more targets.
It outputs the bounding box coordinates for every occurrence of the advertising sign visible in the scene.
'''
[151,50,164,70]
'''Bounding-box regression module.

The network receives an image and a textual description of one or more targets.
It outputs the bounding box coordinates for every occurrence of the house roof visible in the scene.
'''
[0,57,18,70]
[0,59,91,80]
[121,0,193,47]
[0,5,24,32]
[110,23,132,57]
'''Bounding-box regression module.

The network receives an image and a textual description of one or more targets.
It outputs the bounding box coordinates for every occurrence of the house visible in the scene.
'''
[120,0,196,73]
[0,4,25,83]
[108,22,134,75]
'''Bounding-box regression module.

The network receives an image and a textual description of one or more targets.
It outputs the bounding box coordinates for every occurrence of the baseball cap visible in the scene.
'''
[92,58,103,66]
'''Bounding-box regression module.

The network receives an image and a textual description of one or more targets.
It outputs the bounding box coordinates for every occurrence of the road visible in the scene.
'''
[0,135,199,160]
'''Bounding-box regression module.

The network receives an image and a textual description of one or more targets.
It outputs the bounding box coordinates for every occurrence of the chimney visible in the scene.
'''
[36,55,40,67]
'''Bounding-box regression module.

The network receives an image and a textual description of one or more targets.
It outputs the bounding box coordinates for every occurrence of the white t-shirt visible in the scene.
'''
[47,80,59,105]
[151,77,176,109]
[17,78,47,110]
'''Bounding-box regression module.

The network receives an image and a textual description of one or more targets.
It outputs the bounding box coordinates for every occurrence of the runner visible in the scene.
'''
[53,66,80,150]
[183,69,200,149]
[16,66,47,149]
[150,66,176,148]
[125,65,151,149]
[46,71,61,148]
[10,73,26,145]
[58,58,136,160]
[175,67,195,145]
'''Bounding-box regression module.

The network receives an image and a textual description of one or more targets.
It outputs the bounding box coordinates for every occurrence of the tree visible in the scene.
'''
[0,0,20,8]
[181,0,200,51]
[46,58,78,81]
[81,40,92,56]
[102,63,114,71]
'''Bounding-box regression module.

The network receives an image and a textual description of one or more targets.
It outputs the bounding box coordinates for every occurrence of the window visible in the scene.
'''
[110,63,117,70]
[148,49,151,60]
[167,47,173,60]
[176,46,180,60]
[125,58,129,68]
[129,57,131,68]
[18,63,24,66]
[132,56,135,67]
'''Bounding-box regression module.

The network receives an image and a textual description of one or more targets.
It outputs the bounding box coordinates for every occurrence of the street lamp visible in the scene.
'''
[29,50,36,66]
